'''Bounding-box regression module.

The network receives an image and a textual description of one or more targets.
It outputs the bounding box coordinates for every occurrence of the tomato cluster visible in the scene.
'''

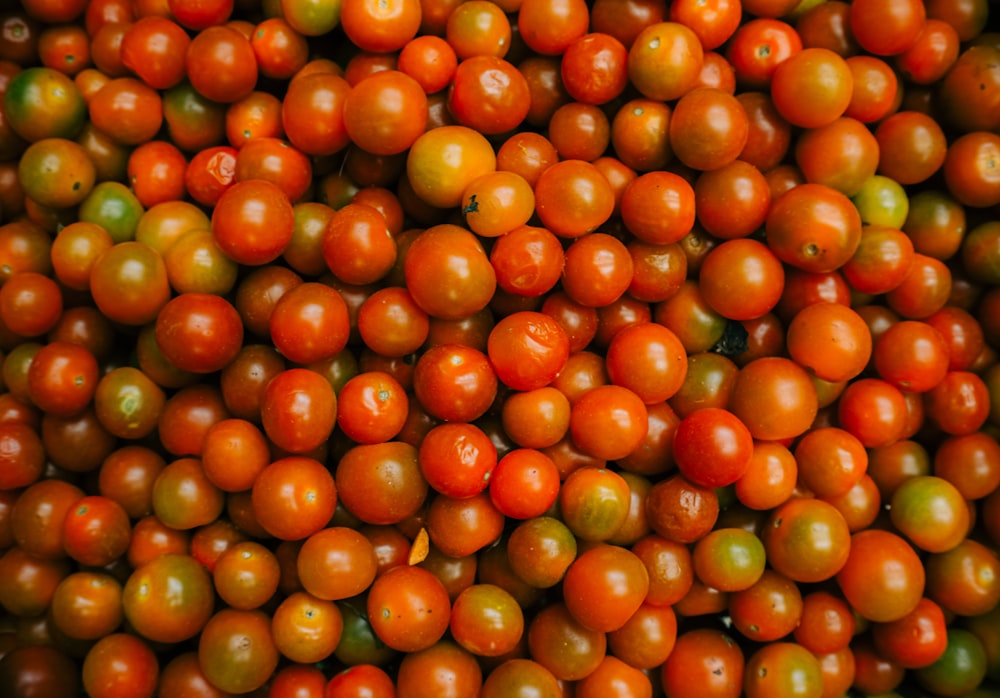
[0,0,999,696]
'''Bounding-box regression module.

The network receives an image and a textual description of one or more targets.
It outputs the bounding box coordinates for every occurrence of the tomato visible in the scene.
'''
[744,642,823,698]
[274,592,344,669]
[670,87,749,172]
[534,160,616,240]
[413,343,497,422]
[0,646,81,698]
[89,77,164,148]
[646,473,719,544]
[211,178,295,266]
[62,494,131,567]
[560,542,649,633]
[925,538,1000,617]
[839,58,895,126]
[914,628,989,697]
[837,529,925,622]
[561,232,634,308]
[448,583,523,657]
[418,422,495,499]
[405,224,496,320]
[526,601,605,681]
[269,283,351,367]
[325,664,396,698]
[395,640,482,698]
[662,628,744,698]
[568,385,647,462]
[251,455,337,540]
[122,553,215,644]
[943,131,1000,209]
[10,479,82,560]
[151,293,242,376]
[872,596,948,670]
[690,527,765,594]
[156,384,230,457]
[449,55,530,136]
[426,490,505,558]
[628,21,703,101]
[3,66,86,142]
[342,70,427,157]
[16,138,92,215]
[770,47,854,130]
[480,658,563,698]
[924,370,990,436]
[406,126,496,211]
[232,137,312,203]
[366,564,450,653]
[763,497,851,583]
[698,238,785,321]
[793,590,855,656]
[196,608,278,695]
[151,457,225,531]
[849,0,925,57]
[81,633,158,698]
[618,171,694,246]
[728,356,818,441]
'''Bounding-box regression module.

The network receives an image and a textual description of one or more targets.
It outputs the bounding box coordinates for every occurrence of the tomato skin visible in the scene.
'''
[698,238,785,321]
[90,241,171,327]
[25,340,98,417]
[252,455,337,540]
[413,343,497,423]
[62,494,132,567]
[662,628,744,698]
[837,529,925,623]
[762,497,851,583]
[770,47,853,129]
[367,564,451,653]
[673,408,753,488]
[743,642,823,698]
[154,293,244,375]
[404,224,497,321]
[122,553,215,645]
[406,125,496,210]
[197,608,278,695]
[448,55,530,136]
[4,66,87,143]
[82,633,159,698]
[628,21,704,102]
[766,182,863,273]
[872,596,948,669]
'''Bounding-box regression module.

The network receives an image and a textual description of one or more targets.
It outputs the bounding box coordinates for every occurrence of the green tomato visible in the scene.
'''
[852,175,909,229]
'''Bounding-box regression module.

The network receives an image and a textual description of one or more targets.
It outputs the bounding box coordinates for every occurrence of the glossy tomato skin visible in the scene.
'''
[122,553,215,645]
[212,179,295,266]
[154,293,244,374]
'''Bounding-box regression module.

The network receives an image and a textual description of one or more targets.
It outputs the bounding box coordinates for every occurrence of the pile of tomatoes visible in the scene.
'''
[0,0,999,695]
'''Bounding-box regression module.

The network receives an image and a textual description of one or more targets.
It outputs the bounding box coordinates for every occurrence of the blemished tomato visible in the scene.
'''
[662,628,744,698]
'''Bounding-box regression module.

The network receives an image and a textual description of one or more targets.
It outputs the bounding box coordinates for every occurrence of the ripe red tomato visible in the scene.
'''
[367,564,451,653]
[837,529,925,622]
[252,454,337,540]
[673,408,753,488]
